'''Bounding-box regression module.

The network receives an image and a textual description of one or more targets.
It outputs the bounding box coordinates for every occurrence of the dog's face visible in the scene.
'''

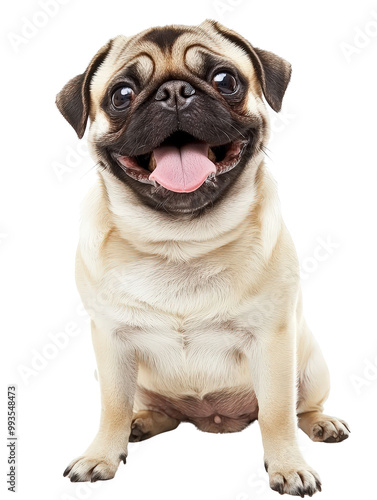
[57,20,291,215]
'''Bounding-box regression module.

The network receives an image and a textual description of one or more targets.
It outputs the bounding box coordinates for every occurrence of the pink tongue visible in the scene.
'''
[149,143,216,193]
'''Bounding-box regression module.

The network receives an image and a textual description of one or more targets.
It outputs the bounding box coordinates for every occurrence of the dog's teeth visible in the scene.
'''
[148,154,156,172]
[208,148,216,163]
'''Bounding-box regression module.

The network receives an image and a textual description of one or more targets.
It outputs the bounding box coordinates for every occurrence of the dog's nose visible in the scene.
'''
[155,80,195,110]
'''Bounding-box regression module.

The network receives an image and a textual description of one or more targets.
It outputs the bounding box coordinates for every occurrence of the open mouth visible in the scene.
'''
[114,131,248,193]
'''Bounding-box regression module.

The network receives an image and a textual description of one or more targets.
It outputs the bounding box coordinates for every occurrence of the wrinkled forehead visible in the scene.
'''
[91,25,257,99]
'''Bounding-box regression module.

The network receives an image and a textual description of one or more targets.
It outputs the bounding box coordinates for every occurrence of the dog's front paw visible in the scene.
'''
[266,462,321,497]
[63,451,127,482]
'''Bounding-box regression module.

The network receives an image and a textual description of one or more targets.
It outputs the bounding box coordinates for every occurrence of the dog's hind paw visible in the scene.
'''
[298,412,350,444]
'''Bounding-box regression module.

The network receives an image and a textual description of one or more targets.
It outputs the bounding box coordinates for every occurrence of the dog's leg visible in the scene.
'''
[297,333,350,443]
[250,324,322,497]
[63,321,137,482]
[129,410,180,442]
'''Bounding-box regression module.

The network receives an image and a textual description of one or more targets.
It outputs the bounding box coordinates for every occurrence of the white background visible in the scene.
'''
[1,0,377,499]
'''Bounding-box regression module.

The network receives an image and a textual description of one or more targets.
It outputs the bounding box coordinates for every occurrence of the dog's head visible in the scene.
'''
[56,20,291,216]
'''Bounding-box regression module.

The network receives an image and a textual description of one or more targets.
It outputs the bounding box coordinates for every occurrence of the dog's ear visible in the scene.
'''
[56,40,112,138]
[204,20,292,112]
[251,46,292,112]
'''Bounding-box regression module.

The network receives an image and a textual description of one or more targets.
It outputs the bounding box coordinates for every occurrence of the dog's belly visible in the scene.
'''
[137,385,259,433]
[132,321,258,433]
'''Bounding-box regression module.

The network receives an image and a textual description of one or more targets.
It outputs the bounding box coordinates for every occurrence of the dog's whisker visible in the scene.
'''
[79,161,102,179]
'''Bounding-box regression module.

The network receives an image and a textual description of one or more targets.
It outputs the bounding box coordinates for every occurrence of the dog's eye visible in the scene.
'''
[212,72,238,95]
[111,86,134,110]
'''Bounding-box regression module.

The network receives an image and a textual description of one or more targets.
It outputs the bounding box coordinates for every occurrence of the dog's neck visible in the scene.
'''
[94,152,280,262]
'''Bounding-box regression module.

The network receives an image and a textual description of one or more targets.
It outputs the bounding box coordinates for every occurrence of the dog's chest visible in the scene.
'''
[83,249,257,393]
[131,319,254,395]
[101,256,240,322]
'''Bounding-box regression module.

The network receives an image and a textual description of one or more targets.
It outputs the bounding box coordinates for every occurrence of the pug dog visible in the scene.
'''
[57,20,350,496]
